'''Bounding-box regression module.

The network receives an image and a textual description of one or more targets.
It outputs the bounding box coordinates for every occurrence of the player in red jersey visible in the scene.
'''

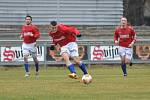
[20,15,40,77]
[114,17,136,76]
[48,21,90,79]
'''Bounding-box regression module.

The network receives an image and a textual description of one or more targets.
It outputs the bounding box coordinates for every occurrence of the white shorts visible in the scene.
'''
[22,42,37,57]
[118,46,133,60]
[60,42,79,57]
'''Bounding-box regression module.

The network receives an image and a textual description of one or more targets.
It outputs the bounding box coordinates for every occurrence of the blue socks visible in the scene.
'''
[24,63,39,72]
[68,64,76,73]
[24,63,29,72]
[79,63,88,75]
[35,63,39,72]
[68,63,88,75]
[121,63,127,75]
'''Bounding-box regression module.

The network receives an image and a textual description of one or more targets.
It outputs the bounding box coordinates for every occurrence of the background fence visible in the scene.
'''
[0,39,150,67]
[0,0,123,25]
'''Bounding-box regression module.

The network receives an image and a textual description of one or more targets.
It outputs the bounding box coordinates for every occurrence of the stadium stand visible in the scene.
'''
[0,0,123,25]
[0,0,149,40]
[0,25,150,40]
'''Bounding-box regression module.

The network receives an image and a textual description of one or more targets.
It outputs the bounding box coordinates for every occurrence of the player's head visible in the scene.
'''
[25,15,32,25]
[49,21,58,33]
[120,17,127,27]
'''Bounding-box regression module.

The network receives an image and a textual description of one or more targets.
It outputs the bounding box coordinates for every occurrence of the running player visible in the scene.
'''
[48,21,90,79]
[20,15,40,77]
[114,17,136,76]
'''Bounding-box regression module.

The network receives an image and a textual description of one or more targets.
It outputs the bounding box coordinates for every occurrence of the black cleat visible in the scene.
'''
[129,62,132,66]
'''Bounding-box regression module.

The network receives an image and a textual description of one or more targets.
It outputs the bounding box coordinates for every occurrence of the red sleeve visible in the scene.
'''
[74,27,80,35]
[114,27,119,42]
[33,25,40,39]
[48,32,57,45]
[131,28,136,43]
[61,24,80,36]
[20,26,24,38]
[52,39,57,45]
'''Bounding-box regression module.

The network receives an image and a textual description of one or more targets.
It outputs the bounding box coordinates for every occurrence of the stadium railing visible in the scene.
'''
[0,39,150,67]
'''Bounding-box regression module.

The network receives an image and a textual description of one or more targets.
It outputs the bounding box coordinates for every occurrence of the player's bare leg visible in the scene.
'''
[125,58,132,66]
[33,56,39,77]
[62,53,78,79]
[24,55,30,77]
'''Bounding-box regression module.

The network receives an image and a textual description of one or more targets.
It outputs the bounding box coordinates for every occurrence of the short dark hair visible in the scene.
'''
[25,15,32,21]
[50,21,57,26]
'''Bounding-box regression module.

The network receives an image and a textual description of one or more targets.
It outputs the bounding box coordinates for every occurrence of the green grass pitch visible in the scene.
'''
[0,64,150,100]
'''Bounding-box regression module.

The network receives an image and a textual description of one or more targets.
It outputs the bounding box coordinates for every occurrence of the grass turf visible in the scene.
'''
[0,64,150,100]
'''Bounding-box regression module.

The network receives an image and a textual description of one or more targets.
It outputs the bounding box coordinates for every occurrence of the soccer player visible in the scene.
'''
[20,15,40,77]
[114,17,136,76]
[48,21,90,79]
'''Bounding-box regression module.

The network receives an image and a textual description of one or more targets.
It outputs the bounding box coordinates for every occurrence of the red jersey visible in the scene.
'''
[21,24,40,44]
[48,24,80,47]
[114,26,136,48]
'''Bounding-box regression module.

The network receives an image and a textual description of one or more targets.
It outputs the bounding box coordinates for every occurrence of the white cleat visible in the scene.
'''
[25,72,30,77]
[35,72,39,79]
[35,72,39,76]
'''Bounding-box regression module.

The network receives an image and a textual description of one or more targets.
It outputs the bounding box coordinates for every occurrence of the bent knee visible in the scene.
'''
[125,59,131,64]
[72,57,81,64]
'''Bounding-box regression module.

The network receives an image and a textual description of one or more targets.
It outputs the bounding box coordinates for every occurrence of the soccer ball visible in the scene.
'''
[82,74,92,84]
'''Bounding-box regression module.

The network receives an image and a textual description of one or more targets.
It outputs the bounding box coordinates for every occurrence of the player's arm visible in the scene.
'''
[73,27,81,37]
[50,40,56,50]
[64,25,81,38]
[49,46,62,61]
[114,28,119,45]
[50,44,55,50]
[20,32,24,39]
[128,28,136,47]
[33,26,40,39]
[131,28,136,44]
[20,27,24,39]
[50,39,60,51]
[49,32,56,50]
